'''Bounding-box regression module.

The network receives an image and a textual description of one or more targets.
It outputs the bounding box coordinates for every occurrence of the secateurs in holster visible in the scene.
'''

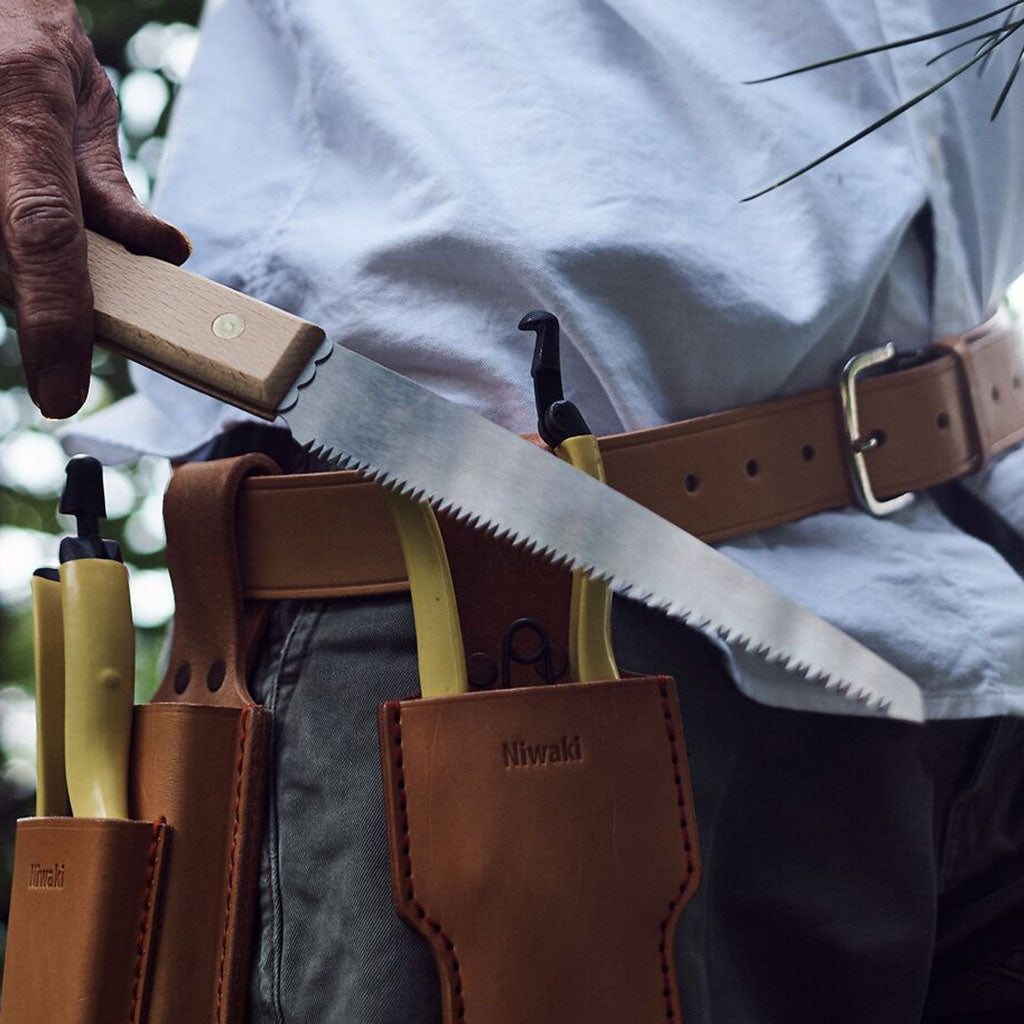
[8,453,275,1024]
[377,312,698,1024]
[32,455,134,819]
[383,310,621,697]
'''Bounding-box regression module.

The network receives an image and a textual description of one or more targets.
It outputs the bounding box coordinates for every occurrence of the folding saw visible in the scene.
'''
[0,232,924,721]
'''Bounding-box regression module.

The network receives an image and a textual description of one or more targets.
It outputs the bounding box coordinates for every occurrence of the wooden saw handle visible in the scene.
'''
[0,229,325,419]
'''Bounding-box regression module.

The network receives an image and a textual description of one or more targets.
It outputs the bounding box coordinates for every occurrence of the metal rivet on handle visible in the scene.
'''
[212,313,246,339]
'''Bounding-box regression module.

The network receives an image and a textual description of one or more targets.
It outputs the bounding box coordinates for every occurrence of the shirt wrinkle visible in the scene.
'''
[235,0,324,301]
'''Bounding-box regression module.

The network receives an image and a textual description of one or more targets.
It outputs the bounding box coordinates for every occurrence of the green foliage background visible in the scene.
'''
[0,0,203,977]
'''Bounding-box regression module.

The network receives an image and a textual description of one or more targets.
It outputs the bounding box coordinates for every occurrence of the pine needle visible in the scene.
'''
[978,6,1020,76]
[743,5,1024,201]
[991,39,1024,117]
[925,20,1021,67]
[744,1,1024,84]
[743,31,1010,202]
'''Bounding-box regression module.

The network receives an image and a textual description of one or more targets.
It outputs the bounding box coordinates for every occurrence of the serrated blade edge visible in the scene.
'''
[283,344,924,722]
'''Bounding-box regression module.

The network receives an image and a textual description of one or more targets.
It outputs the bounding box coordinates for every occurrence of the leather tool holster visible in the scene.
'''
[379,677,701,1023]
[3,452,703,1024]
[382,493,703,1022]
[2,455,275,1024]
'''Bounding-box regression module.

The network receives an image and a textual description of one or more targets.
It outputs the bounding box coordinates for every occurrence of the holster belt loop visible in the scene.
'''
[932,333,992,474]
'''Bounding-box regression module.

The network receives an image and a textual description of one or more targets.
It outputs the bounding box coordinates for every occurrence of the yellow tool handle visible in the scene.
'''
[0,230,325,419]
[61,559,134,818]
[31,573,69,817]
[383,490,468,698]
[556,434,620,683]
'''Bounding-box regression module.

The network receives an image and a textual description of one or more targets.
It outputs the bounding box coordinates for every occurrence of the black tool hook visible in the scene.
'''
[59,455,121,562]
[518,310,590,448]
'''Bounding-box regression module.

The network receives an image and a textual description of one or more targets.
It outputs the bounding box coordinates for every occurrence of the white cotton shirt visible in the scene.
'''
[69,0,1024,719]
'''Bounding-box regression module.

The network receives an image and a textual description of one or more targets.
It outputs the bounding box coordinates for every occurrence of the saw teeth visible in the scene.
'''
[288,425,901,717]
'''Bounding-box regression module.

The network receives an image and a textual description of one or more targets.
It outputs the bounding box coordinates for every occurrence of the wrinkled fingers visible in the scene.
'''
[0,20,93,417]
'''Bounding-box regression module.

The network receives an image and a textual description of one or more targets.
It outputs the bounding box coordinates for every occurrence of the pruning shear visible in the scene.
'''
[385,310,618,697]
[520,311,620,683]
[32,456,134,818]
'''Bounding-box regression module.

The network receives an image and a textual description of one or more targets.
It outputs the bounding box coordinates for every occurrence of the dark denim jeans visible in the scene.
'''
[245,592,1024,1023]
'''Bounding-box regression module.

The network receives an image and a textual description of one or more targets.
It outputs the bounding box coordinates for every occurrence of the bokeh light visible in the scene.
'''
[0,432,66,497]
[120,69,170,138]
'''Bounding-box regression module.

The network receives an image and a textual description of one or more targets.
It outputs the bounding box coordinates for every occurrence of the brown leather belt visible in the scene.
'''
[234,317,1024,601]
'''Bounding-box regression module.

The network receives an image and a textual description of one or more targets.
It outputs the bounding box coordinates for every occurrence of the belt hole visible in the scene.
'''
[173,662,191,694]
[937,411,950,430]
[207,659,226,692]
[684,474,700,493]
[745,459,759,478]
[801,444,815,461]
[992,385,1001,402]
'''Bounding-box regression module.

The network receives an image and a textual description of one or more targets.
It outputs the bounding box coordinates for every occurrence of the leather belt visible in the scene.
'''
[233,316,1024,601]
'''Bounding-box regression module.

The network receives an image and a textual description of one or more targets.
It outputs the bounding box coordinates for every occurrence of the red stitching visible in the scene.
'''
[215,705,250,1023]
[128,818,165,1022]
[391,707,466,1019]
[658,680,696,1022]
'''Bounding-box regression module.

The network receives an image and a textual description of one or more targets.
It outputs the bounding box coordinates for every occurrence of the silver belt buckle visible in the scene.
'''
[838,343,914,517]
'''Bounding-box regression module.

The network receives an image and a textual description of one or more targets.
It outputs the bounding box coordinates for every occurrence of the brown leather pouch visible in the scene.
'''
[127,455,275,1024]
[130,702,270,1024]
[3,455,276,1024]
[379,675,701,1024]
[1,701,268,1024]
[1,817,170,1023]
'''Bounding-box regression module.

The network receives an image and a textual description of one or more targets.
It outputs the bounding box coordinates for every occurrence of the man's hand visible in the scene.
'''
[0,0,191,418]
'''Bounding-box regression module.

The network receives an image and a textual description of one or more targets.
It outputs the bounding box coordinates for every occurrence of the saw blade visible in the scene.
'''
[281,343,924,722]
